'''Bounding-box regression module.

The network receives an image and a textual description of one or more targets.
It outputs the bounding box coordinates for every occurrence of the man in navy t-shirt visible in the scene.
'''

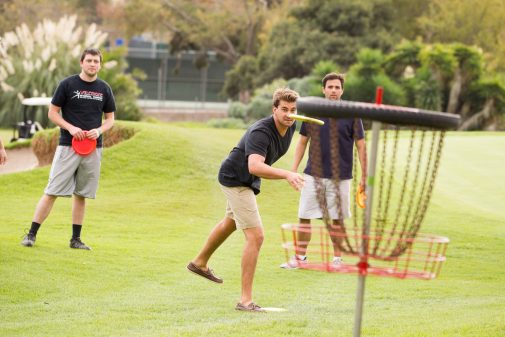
[21,48,115,250]
[188,88,304,312]
[283,73,367,269]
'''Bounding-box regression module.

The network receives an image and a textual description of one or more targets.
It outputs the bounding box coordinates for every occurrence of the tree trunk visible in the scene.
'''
[458,98,494,130]
[447,69,462,114]
[460,101,472,119]
[239,89,251,104]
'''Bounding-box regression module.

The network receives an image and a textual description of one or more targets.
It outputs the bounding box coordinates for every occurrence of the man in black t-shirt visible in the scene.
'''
[21,48,115,250]
[283,73,367,269]
[187,88,304,312]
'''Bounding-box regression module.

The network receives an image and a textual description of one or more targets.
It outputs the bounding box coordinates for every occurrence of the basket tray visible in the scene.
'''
[281,223,449,280]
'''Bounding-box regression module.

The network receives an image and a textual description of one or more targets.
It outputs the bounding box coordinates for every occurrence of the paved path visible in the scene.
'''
[0,148,39,175]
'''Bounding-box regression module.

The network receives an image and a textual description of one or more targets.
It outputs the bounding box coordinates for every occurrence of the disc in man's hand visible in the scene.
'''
[356,186,367,209]
[72,132,97,156]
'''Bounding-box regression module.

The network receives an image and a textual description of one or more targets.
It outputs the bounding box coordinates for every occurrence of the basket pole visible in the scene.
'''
[353,87,383,337]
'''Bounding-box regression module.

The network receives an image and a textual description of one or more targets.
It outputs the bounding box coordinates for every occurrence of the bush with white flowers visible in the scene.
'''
[0,15,107,127]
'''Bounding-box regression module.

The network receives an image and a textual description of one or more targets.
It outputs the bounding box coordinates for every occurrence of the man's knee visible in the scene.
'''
[252,232,264,248]
[245,228,264,248]
[40,194,57,206]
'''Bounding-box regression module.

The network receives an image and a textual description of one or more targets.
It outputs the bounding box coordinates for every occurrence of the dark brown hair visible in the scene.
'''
[80,48,102,63]
[322,72,345,89]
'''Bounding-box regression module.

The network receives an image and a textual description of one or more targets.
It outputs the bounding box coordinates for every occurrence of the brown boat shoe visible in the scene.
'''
[186,262,223,284]
[235,302,266,313]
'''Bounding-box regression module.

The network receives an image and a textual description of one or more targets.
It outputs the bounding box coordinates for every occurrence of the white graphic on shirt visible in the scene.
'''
[71,90,103,101]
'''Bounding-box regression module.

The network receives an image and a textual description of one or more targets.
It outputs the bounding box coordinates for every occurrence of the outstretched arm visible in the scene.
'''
[248,154,304,191]
[292,135,309,172]
[356,138,367,190]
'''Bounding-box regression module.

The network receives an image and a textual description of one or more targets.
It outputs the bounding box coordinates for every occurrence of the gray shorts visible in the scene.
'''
[298,174,351,220]
[44,146,102,199]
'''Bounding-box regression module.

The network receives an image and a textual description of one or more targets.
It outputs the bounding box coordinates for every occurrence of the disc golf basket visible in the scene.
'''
[281,88,459,337]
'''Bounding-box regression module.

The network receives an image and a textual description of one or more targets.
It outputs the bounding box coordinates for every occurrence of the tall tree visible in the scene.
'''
[384,41,505,129]
[344,48,406,105]
[122,0,284,65]
[446,44,483,114]
[417,0,505,73]
[458,79,505,130]
[0,0,109,35]
[388,0,430,40]
[254,0,401,86]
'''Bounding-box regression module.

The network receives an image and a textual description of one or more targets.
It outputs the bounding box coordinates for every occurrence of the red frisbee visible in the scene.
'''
[72,132,97,156]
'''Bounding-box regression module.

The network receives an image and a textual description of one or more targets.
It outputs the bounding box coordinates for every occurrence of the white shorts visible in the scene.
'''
[220,185,263,230]
[44,146,102,199]
[298,174,351,220]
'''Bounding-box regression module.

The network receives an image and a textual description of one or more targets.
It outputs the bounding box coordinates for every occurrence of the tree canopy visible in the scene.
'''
[254,0,400,85]
[417,0,505,73]
[1,0,505,130]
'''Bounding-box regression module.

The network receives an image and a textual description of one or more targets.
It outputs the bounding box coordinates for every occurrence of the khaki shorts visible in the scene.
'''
[298,174,351,220]
[44,146,102,199]
[220,185,263,230]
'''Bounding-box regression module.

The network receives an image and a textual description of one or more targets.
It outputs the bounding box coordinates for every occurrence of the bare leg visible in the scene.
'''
[192,217,236,271]
[296,218,312,256]
[32,194,57,224]
[327,219,345,257]
[240,226,264,305]
[72,195,86,225]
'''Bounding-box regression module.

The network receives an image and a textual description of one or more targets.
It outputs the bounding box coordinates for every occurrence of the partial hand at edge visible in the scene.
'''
[0,148,7,165]
[286,171,305,191]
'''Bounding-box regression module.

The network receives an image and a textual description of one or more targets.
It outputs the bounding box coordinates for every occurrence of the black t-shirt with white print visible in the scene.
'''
[51,74,116,147]
[218,116,296,195]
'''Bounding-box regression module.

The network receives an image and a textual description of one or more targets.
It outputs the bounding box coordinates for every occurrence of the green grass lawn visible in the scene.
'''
[1,122,504,336]
[1,128,32,149]
[0,128,15,145]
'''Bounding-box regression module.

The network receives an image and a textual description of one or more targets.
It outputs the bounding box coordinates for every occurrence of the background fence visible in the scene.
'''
[126,39,230,103]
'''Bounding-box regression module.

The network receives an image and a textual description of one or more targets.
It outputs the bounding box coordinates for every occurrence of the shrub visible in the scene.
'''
[286,76,315,97]
[99,48,145,121]
[0,15,144,128]
[31,127,60,166]
[31,124,137,166]
[207,118,246,129]
[0,15,107,127]
[246,78,287,121]
[227,101,247,120]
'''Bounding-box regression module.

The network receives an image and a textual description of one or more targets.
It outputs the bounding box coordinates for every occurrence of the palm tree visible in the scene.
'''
[459,79,505,130]
[446,44,483,114]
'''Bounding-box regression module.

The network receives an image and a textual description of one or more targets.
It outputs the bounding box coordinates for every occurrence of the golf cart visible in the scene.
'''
[11,97,50,142]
